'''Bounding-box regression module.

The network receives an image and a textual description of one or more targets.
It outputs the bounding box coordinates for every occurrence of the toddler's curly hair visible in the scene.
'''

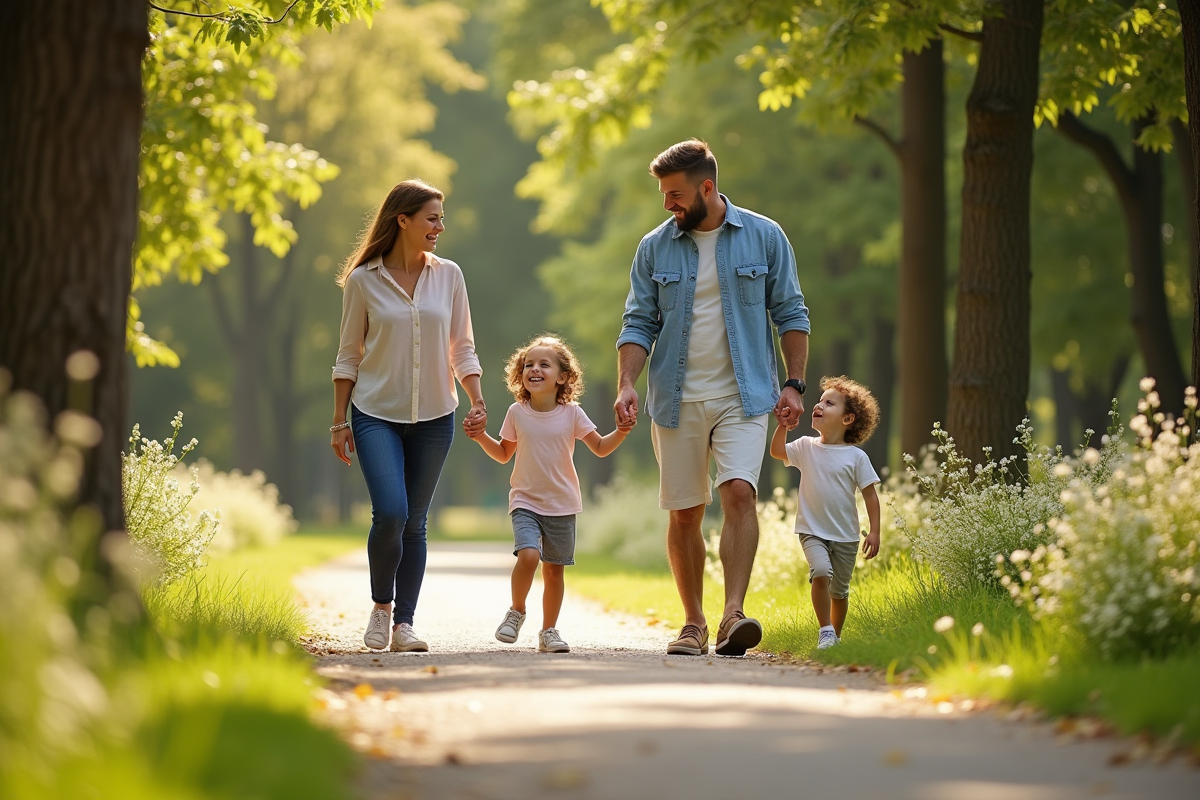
[820,375,880,445]
[505,335,584,405]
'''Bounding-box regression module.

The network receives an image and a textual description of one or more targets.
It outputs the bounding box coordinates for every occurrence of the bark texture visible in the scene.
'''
[947,0,1043,463]
[1181,0,1200,391]
[0,1,147,532]
[898,41,948,458]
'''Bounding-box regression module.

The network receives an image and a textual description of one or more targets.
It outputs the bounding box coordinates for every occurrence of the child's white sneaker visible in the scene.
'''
[390,622,429,653]
[495,608,526,643]
[538,628,570,653]
[364,607,391,650]
[816,627,839,650]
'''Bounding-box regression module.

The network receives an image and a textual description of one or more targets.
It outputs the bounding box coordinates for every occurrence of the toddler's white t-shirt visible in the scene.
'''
[499,401,597,516]
[784,436,880,543]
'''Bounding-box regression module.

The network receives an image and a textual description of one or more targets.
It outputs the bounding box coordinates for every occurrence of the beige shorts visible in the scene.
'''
[650,395,769,510]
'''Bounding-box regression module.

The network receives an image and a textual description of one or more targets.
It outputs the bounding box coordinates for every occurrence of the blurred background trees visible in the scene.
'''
[128,0,1195,523]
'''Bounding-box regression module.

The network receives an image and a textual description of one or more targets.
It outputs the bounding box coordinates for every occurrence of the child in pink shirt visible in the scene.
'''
[467,335,630,652]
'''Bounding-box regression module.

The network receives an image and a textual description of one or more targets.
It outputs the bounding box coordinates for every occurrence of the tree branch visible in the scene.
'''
[853,116,902,161]
[148,0,300,25]
[938,23,983,43]
[1056,111,1135,201]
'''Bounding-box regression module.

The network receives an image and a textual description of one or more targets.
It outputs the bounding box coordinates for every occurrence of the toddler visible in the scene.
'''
[770,375,881,650]
[468,335,629,652]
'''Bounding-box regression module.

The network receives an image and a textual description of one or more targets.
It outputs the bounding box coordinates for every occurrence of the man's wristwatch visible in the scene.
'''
[782,378,806,395]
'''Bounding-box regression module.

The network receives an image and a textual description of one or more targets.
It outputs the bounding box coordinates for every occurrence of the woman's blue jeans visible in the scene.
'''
[351,405,454,626]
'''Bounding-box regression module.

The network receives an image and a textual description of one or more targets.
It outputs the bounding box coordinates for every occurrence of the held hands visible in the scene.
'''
[463,399,487,439]
[773,386,805,431]
[331,427,355,466]
[861,530,881,560]
[614,386,639,430]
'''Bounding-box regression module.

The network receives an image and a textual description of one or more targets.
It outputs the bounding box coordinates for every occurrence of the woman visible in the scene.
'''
[331,179,487,652]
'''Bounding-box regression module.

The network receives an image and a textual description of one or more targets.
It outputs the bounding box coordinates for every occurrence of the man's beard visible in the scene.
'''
[675,192,709,232]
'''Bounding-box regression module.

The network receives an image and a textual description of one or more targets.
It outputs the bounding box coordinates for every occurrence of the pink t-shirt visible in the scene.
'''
[499,402,597,515]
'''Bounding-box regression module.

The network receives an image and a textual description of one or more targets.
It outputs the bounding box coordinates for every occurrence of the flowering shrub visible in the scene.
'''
[183,460,296,552]
[577,473,667,570]
[897,416,1121,592]
[1001,383,1200,658]
[123,413,219,585]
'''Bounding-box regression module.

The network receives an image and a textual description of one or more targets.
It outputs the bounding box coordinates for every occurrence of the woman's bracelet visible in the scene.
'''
[330,421,351,432]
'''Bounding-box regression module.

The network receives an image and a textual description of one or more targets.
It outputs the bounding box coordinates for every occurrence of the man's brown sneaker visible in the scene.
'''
[666,624,709,656]
[715,611,762,656]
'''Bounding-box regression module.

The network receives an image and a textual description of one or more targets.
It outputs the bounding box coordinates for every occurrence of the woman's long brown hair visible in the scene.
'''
[336,179,444,288]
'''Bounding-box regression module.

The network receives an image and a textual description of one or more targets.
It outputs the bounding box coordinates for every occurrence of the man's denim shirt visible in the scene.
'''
[616,196,810,429]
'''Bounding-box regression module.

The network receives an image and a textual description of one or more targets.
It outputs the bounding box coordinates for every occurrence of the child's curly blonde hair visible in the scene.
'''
[505,335,584,405]
[820,375,880,445]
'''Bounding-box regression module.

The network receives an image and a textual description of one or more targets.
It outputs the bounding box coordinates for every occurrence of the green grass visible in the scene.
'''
[23,525,367,800]
[569,553,1200,745]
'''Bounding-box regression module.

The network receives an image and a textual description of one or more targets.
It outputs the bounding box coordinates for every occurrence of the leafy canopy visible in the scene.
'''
[133,1,379,365]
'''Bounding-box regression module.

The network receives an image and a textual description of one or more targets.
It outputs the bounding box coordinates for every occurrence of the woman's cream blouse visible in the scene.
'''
[333,254,481,423]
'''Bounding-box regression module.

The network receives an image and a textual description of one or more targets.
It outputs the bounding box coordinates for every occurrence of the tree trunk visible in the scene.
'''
[1182,1,1200,392]
[863,316,896,473]
[1173,121,1198,293]
[898,41,948,458]
[0,0,147,533]
[1057,113,1187,413]
[1125,117,1186,411]
[1049,367,1075,449]
[208,215,271,473]
[947,0,1043,463]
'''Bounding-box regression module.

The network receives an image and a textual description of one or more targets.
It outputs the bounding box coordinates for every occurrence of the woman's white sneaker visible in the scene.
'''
[364,607,391,650]
[390,622,429,653]
[495,608,526,643]
[538,628,570,653]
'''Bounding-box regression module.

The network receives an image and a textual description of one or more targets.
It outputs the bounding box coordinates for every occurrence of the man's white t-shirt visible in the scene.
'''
[784,436,880,543]
[681,226,739,401]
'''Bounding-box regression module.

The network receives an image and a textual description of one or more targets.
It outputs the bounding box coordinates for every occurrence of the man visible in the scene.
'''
[615,139,810,657]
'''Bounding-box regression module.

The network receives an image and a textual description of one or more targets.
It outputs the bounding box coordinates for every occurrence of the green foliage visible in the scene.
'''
[1040,1,1185,148]
[134,2,384,364]
[123,413,220,585]
[0,374,356,799]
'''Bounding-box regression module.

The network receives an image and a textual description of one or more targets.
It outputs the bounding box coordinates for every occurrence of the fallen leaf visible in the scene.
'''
[837,685,847,693]
[382,690,401,701]
[542,767,588,789]
[423,665,439,675]
[369,745,389,759]
[1107,751,1131,767]
[635,739,658,756]
[882,749,908,767]
[353,683,374,699]
[1054,718,1078,735]
[445,751,463,766]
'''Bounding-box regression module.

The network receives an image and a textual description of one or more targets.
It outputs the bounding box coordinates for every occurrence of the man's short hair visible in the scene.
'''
[649,139,718,186]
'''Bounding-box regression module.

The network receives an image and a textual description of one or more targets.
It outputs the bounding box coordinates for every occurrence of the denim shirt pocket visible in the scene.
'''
[652,272,682,311]
[735,264,767,305]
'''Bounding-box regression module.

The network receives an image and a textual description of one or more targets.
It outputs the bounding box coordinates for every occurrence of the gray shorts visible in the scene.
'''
[511,508,576,566]
[799,534,859,599]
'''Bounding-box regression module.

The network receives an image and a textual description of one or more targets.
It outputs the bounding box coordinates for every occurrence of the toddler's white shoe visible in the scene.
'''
[364,607,391,650]
[495,608,526,643]
[538,627,570,653]
[816,628,840,650]
[390,622,429,653]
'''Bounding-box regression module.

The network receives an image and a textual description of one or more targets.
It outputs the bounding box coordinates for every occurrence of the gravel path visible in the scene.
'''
[294,542,1198,800]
